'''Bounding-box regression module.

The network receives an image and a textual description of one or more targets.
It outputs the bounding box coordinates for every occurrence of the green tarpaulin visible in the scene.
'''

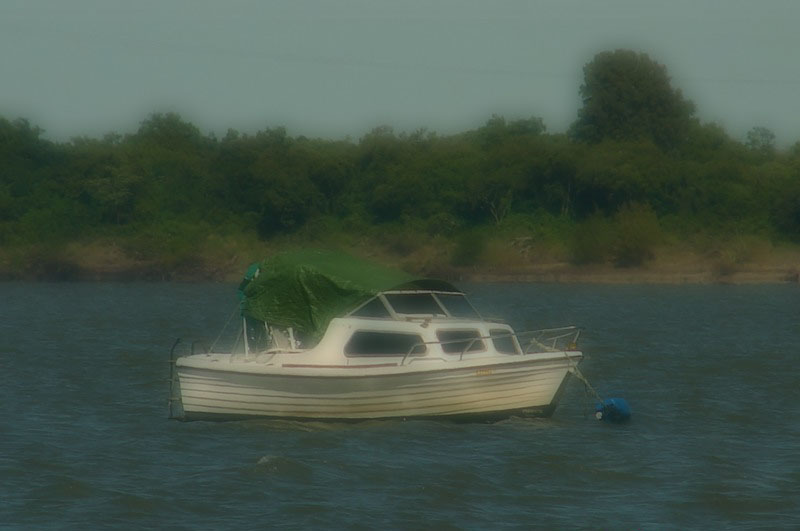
[239,249,458,340]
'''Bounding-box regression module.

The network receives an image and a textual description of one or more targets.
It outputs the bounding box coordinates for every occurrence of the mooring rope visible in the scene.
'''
[563,351,604,404]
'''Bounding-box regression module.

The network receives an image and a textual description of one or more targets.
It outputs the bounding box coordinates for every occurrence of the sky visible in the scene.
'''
[2,0,799,145]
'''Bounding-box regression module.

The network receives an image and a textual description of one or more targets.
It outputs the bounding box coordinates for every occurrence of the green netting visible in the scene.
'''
[239,249,458,340]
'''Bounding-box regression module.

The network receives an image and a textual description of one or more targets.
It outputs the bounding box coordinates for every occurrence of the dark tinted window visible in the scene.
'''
[437,329,485,353]
[490,329,519,354]
[436,294,479,318]
[350,297,391,318]
[385,293,445,315]
[345,331,426,356]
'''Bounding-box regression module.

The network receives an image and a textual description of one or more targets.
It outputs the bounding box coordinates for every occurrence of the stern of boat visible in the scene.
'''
[169,338,203,421]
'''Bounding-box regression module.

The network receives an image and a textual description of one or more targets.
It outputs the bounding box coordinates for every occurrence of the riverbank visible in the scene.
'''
[1,239,798,284]
[461,261,800,284]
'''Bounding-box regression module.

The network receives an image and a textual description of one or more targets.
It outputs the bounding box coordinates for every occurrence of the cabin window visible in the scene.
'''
[384,293,446,316]
[490,329,519,354]
[436,329,485,353]
[350,297,392,318]
[345,331,426,356]
[436,293,479,318]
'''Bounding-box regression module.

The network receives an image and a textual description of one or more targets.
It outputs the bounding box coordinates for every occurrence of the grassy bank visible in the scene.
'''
[2,230,798,284]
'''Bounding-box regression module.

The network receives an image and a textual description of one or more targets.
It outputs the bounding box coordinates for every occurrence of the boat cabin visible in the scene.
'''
[239,287,523,365]
[220,250,534,364]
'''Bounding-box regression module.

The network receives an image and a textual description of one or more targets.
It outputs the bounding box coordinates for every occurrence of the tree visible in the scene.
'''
[570,50,696,150]
[134,112,203,148]
[745,126,775,157]
[475,115,545,147]
[680,121,733,161]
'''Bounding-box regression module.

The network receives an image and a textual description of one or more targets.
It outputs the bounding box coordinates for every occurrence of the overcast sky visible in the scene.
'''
[2,0,799,145]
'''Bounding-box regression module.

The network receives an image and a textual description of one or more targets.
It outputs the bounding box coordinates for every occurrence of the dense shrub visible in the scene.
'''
[569,214,614,265]
[611,203,662,267]
[450,230,488,267]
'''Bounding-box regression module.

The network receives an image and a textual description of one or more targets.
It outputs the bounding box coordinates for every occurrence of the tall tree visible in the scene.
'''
[570,50,696,150]
[745,126,776,158]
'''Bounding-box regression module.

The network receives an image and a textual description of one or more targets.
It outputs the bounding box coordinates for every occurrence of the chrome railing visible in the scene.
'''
[400,325,581,365]
[516,326,582,353]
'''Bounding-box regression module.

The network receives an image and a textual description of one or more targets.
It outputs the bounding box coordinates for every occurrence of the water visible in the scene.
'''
[2,282,799,529]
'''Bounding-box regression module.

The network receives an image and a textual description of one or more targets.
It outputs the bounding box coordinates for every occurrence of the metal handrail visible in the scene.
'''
[400,326,581,365]
[168,338,181,420]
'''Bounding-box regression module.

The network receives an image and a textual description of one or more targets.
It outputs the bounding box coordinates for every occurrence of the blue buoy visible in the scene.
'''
[595,398,631,423]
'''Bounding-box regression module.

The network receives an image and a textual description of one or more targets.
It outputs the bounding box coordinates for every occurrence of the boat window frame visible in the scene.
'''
[377,290,479,320]
[435,328,487,355]
[348,296,393,319]
[344,329,428,358]
[382,291,448,317]
[489,328,521,355]
[431,292,482,319]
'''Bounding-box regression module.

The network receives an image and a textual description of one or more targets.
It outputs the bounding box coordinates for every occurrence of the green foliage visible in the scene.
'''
[569,203,662,266]
[1,48,799,275]
[475,114,545,147]
[135,112,204,149]
[256,171,320,237]
[424,212,463,237]
[569,214,614,265]
[450,230,488,267]
[772,176,800,240]
[611,203,662,267]
[571,49,695,150]
[122,218,211,271]
[384,229,424,256]
[571,138,677,217]
[746,126,776,158]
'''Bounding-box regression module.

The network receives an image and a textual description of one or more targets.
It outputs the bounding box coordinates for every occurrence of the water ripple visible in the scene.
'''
[1,282,799,528]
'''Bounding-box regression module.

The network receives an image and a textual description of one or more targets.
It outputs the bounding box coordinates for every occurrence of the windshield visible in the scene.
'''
[350,297,392,318]
[384,293,446,316]
[435,293,479,318]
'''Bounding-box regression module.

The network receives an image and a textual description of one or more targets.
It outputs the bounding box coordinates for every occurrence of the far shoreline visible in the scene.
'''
[2,247,798,285]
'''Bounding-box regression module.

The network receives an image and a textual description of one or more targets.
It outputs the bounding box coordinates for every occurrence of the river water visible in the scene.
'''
[2,282,798,529]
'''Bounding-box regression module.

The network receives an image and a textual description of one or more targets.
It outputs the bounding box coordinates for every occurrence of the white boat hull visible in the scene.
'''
[175,353,581,421]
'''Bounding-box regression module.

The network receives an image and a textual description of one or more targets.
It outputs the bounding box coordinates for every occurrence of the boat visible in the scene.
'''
[170,249,583,421]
